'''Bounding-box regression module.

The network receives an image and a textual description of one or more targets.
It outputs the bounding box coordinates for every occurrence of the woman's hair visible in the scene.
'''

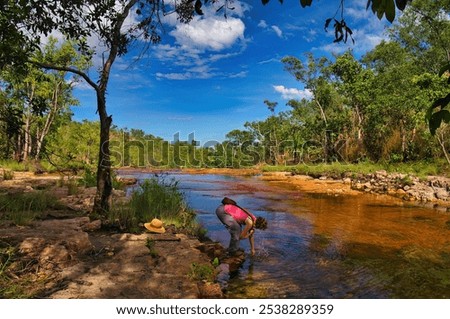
[222,197,237,205]
[255,216,268,230]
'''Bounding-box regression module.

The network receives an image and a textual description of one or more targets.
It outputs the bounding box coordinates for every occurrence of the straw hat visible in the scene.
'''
[144,218,166,234]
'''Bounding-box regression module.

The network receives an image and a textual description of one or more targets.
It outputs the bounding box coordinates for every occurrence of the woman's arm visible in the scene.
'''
[249,231,255,255]
[239,216,256,255]
[239,217,254,239]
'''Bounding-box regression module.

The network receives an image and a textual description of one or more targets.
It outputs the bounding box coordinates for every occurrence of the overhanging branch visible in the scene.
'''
[29,60,99,93]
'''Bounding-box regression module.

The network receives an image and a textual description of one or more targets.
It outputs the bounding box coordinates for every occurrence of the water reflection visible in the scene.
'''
[122,171,450,298]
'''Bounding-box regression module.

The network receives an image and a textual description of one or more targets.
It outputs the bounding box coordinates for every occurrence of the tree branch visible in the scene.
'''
[29,60,99,93]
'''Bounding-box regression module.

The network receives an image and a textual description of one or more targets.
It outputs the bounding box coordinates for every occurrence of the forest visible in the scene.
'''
[1,1,449,175]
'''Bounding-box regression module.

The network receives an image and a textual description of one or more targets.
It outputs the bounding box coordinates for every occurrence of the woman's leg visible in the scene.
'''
[216,205,241,252]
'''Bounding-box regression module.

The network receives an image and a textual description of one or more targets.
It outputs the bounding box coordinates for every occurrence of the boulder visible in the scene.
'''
[435,188,449,201]
[81,219,102,232]
[197,281,224,298]
[40,244,72,269]
[19,237,46,255]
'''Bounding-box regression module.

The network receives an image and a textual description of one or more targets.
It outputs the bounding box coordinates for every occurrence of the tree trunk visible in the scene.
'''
[23,115,31,161]
[437,129,450,166]
[35,81,60,160]
[93,92,113,215]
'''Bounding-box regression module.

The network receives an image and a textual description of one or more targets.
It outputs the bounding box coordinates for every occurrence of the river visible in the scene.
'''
[122,171,450,298]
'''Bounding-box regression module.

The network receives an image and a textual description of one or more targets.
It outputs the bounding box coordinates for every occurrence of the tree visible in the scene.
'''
[392,0,450,139]
[282,54,348,162]
[1,38,86,163]
[7,1,198,215]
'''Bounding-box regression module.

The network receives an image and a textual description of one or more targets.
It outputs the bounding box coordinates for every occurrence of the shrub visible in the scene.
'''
[79,167,124,190]
[145,238,159,258]
[188,262,215,282]
[2,170,14,180]
[109,175,204,235]
[79,166,97,188]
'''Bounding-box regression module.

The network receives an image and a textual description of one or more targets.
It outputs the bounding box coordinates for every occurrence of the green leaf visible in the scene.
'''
[395,0,408,11]
[429,111,443,135]
[385,0,396,23]
[432,94,450,109]
[324,18,332,31]
[194,0,203,15]
[429,109,450,135]
[300,0,313,8]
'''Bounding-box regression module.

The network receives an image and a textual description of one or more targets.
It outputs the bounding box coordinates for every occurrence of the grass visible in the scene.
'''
[0,160,58,173]
[2,169,14,180]
[0,191,62,225]
[109,175,205,235]
[261,160,449,179]
[188,262,215,282]
[0,160,29,172]
[145,238,159,258]
[0,243,52,298]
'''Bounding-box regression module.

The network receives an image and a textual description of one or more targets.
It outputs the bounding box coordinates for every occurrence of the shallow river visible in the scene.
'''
[124,171,450,298]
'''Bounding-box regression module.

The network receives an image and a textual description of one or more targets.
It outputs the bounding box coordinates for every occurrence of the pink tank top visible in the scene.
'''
[224,204,255,224]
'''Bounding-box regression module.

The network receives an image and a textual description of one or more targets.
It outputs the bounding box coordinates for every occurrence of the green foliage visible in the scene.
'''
[79,166,97,188]
[262,161,446,179]
[188,262,215,282]
[109,175,202,234]
[0,191,62,225]
[0,245,22,298]
[2,169,14,180]
[145,238,159,258]
[0,161,29,172]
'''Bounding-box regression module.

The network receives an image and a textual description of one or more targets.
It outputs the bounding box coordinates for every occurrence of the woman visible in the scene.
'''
[216,197,267,256]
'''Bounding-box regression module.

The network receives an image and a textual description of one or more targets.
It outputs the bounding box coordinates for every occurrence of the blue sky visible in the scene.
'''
[72,0,393,144]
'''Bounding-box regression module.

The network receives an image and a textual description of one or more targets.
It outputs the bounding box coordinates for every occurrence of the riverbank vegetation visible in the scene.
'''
[108,175,204,235]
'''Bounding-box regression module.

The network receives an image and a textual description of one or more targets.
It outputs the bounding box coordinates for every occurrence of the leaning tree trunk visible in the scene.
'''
[93,92,113,215]
[91,1,137,215]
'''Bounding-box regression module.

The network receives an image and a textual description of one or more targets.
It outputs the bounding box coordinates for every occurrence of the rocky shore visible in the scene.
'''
[260,170,450,210]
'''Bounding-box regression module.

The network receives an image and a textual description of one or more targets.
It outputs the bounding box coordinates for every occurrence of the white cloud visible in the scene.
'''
[273,85,313,100]
[170,17,245,52]
[258,58,279,64]
[153,4,250,81]
[156,71,212,80]
[271,25,283,38]
[168,116,193,121]
[258,20,268,28]
[257,19,284,39]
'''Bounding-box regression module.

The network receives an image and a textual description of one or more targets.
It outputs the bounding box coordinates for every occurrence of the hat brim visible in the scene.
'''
[144,223,166,234]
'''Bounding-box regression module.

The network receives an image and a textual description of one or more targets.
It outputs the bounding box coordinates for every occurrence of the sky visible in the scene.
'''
[72,0,394,145]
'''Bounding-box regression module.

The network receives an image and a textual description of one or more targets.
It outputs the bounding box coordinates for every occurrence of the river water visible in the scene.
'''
[122,171,450,298]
